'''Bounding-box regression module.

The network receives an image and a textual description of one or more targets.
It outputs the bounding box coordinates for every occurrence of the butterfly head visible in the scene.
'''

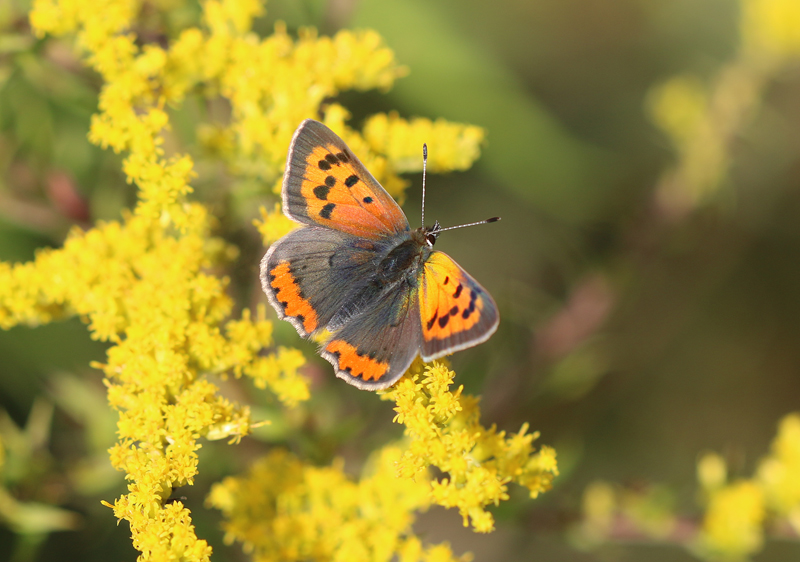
[411,220,441,249]
[424,221,441,247]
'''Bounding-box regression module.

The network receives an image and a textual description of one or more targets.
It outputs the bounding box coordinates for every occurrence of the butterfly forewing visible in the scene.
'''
[418,252,499,361]
[283,120,409,239]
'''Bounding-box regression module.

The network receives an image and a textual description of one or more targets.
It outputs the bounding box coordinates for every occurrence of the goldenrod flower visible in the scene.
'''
[254,203,297,245]
[11,0,541,559]
[383,362,558,533]
[207,447,470,562]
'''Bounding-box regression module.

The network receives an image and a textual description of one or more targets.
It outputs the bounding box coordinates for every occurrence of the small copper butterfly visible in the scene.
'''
[260,119,500,390]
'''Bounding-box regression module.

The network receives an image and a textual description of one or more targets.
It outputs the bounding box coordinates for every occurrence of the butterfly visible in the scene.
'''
[260,119,499,390]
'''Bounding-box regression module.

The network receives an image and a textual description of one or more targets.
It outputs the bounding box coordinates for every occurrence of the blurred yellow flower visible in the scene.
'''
[648,75,708,149]
[742,0,800,59]
[696,481,765,560]
[573,480,676,549]
[697,452,728,492]
[757,413,800,531]
[646,0,800,215]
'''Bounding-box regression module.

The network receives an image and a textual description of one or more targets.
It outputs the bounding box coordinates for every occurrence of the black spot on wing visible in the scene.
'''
[427,312,438,330]
[313,185,330,200]
[325,176,336,187]
[320,203,336,219]
[462,298,476,319]
[318,159,331,171]
[345,175,359,187]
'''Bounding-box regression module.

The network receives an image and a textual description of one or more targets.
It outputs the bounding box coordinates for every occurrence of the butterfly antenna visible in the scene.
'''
[420,143,500,233]
[435,216,501,233]
[421,143,428,228]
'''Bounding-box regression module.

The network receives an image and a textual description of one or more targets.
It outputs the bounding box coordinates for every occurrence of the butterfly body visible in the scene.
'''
[261,119,499,390]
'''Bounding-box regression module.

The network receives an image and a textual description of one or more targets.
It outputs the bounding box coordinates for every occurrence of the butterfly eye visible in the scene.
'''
[424,220,442,247]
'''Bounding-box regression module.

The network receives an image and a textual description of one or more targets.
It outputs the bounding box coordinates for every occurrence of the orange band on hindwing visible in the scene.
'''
[325,340,389,382]
[268,261,318,333]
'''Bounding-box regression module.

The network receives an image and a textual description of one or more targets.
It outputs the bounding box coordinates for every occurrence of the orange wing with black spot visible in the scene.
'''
[282,119,409,239]
[418,252,499,361]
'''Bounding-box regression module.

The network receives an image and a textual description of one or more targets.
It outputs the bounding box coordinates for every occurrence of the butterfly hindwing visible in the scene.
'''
[260,226,386,337]
[283,119,410,239]
[321,283,421,390]
[418,251,499,361]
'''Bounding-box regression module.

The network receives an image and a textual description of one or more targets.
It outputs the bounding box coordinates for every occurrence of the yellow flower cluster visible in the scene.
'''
[0,204,308,559]
[382,362,558,533]
[207,446,470,562]
[11,0,519,559]
[192,17,409,191]
[255,203,297,245]
[362,113,485,175]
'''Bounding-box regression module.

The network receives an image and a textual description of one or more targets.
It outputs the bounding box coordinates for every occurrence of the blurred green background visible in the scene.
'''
[2,0,800,560]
